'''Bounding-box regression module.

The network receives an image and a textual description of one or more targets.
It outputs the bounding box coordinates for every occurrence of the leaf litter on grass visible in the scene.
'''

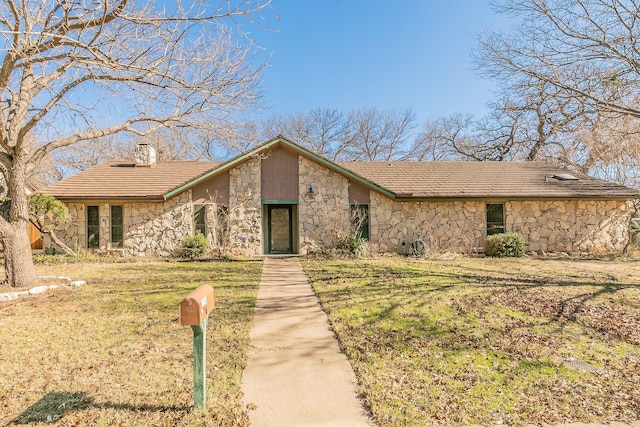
[303,257,640,426]
[0,259,262,427]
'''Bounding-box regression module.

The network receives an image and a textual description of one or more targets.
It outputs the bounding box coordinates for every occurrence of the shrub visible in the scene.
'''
[182,233,210,259]
[350,234,370,258]
[335,232,370,258]
[485,232,525,257]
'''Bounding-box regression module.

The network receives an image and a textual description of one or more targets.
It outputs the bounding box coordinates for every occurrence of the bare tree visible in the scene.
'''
[568,113,640,187]
[53,126,224,178]
[467,0,640,186]
[478,0,640,118]
[413,113,476,161]
[215,107,420,161]
[0,0,269,287]
[341,107,417,161]
[471,80,590,161]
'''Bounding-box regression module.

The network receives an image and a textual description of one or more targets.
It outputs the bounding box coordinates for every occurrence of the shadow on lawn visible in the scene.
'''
[311,260,640,346]
[11,391,190,425]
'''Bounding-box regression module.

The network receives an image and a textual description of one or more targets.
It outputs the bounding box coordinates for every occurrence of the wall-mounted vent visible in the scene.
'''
[553,173,579,181]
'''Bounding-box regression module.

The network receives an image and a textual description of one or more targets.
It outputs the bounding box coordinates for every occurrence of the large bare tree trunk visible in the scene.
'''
[2,224,36,287]
[0,0,268,286]
[0,158,38,287]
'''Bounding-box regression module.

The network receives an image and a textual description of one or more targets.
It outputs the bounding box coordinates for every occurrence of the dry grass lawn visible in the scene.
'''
[3,255,640,427]
[303,256,640,427]
[0,259,263,427]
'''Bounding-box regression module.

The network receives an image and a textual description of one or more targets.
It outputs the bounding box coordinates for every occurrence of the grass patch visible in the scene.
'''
[0,259,263,426]
[302,257,640,426]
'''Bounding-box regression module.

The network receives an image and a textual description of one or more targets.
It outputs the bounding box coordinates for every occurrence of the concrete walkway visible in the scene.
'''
[241,257,374,427]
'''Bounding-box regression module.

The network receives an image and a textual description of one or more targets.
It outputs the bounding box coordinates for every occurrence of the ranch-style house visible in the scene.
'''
[41,136,638,257]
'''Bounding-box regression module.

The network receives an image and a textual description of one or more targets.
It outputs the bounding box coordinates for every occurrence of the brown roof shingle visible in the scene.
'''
[337,161,638,199]
[43,161,218,200]
[41,137,638,201]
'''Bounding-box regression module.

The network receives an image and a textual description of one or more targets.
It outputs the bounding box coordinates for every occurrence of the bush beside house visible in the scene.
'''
[486,232,525,257]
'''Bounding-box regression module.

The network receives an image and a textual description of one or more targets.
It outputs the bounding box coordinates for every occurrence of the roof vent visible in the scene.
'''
[553,173,579,181]
[135,143,156,167]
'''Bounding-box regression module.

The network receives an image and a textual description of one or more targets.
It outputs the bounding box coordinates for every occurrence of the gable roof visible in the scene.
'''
[162,135,395,200]
[42,136,638,202]
[43,161,218,200]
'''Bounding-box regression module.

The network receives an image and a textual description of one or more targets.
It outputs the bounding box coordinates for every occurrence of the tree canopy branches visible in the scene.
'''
[0,0,270,286]
[478,0,640,118]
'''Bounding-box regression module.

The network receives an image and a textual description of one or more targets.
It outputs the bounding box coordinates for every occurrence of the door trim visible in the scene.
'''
[267,204,293,254]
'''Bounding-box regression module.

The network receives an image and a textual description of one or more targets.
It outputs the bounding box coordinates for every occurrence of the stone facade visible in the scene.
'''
[368,195,632,256]
[369,193,486,254]
[50,191,193,257]
[125,191,193,256]
[228,156,262,255]
[507,199,633,255]
[298,157,350,254]
[53,202,87,251]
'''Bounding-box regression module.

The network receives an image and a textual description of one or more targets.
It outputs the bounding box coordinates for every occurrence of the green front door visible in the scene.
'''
[268,205,293,254]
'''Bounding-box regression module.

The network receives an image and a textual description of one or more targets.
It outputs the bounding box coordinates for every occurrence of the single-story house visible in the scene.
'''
[41,136,638,257]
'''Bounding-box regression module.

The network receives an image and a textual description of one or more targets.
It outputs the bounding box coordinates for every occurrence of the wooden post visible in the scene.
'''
[191,317,208,407]
[178,284,215,409]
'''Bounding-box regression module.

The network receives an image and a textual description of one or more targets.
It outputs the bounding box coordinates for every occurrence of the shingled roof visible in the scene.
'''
[338,161,638,200]
[43,161,218,200]
[42,137,638,201]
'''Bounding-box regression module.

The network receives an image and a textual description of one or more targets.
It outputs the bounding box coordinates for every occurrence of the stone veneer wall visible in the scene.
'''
[369,192,486,254]
[368,194,632,256]
[506,199,632,254]
[51,191,193,257]
[53,202,86,251]
[228,156,262,255]
[125,191,193,256]
[298,157,350,254]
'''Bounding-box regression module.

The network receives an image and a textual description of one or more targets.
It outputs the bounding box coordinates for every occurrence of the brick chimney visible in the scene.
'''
[135,143,156,167]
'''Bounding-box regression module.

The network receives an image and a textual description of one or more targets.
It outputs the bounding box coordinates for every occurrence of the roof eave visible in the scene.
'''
[395,194,639,202]
[51,195,166,202]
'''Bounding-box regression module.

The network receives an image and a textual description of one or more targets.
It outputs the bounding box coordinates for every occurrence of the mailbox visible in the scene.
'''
[179,284,215,326]
[179,284,215,408]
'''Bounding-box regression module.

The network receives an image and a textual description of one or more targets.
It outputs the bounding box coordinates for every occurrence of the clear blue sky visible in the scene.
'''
[251,1,512,121]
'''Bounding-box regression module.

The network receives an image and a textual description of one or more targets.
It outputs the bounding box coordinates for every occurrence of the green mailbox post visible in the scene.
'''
[179,284,215,408]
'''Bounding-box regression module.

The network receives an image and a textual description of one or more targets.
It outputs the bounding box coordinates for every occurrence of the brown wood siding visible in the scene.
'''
[349,180,370,204]
[29,223,43,250]
[261,147,299,200]
[192,170,230,204]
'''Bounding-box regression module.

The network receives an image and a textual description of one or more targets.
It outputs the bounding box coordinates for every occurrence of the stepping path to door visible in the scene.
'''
[241,257,375,427]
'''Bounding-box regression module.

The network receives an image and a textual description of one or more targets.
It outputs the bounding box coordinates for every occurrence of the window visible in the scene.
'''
[486,203,505,235]
[215,205,229,247]
[351,204,369,240]
[194,204,206,236]
[111,205,123,249]
[87,205,99,249]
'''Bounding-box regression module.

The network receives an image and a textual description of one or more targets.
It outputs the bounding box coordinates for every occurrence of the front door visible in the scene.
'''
[268,205,293,254]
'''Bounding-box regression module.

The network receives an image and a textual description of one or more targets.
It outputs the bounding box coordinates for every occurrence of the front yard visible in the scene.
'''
[303,257,640,426]
[2,256,639,426]
[0,259,263,427]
